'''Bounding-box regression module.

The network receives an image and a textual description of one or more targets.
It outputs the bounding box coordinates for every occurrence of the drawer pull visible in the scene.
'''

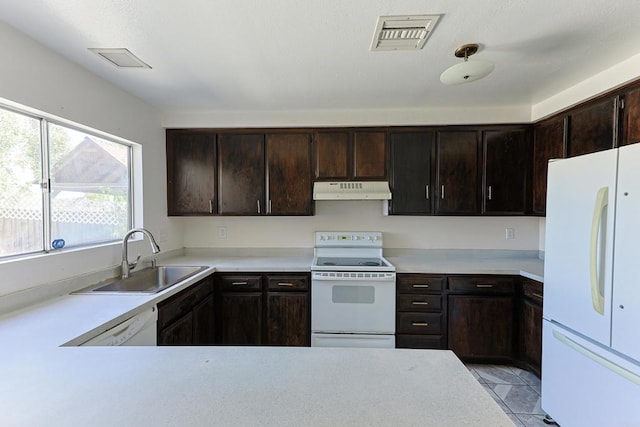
[476,284,494,288]
[412,322,430,327]
[277,282,294,287]
[412,284,430,288]
[231,281,248,286]
[412,301,429,306]
[532,293,543,299]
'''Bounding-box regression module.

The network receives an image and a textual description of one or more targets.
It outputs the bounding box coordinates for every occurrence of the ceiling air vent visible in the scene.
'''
[89,48,152,68]
[370,15,441,51]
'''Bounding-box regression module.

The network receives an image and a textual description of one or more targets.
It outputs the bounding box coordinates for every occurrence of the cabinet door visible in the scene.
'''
[483,129,531,214]
[448,295,514,361]
[166,130,216,215]
[353,131,387,180]
[621,87,640,146]
[567,98,616,157]
[390,132,434,214]
[158,312,194,346]
[314,131,350,180]
[220,292,263,345]
[519,298,542,376]
[266,292,309,346]
[193,294,215,345]
[266,133,312,215]
[436,131,479,214]
[532,118,565,215]
[217,134,265,215]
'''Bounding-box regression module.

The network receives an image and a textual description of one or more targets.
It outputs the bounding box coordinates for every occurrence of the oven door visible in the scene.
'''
[311,271,396,335]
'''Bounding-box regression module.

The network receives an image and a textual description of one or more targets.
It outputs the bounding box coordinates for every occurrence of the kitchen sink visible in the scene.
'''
[73,265,209,294]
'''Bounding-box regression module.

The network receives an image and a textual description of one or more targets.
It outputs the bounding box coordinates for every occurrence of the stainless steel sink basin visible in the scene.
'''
[73,265,209,294]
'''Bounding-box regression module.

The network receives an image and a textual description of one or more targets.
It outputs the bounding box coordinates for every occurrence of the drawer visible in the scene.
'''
[397,294,442,312]
[158,278,212,329]
[397,274,445,293]
[267,275,309,291]
[522,278,543,303]
[448,276,515,294]
[396,312,442,335]
[396,334,444,349]
[216,275,262,291]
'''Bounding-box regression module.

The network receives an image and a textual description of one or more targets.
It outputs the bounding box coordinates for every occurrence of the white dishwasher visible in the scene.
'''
[80,306,157,346]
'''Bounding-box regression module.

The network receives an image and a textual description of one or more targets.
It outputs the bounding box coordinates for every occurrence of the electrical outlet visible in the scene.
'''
[218,226,228,240]
[505,228,515,240]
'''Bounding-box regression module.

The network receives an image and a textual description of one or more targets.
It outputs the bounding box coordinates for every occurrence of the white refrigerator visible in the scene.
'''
[542,143,640,426]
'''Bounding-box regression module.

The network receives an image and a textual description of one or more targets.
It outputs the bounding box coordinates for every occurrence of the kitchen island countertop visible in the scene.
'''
[0,346,513,426]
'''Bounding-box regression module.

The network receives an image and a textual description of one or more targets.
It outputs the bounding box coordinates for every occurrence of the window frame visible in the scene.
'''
[0,101,136,259]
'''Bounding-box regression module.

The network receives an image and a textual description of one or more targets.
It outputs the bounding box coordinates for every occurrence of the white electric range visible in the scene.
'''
[311,231,396,348]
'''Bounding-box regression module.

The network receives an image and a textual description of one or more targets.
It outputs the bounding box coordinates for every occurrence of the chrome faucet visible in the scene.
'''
[121,228,161,279]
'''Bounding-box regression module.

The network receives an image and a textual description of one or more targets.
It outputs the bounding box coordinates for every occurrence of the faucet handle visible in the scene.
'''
[128,254,141,271]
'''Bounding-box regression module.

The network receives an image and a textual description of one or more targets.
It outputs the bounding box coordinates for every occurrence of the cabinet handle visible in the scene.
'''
[268,199,272,214]
[412,301,429,306]
[209,199,213,214]
[476,284,494,288]
[257,200,261,214]
[412,284,430,288]
[532,293,543,299]
[412,322,430,327]
[441,185,445,199]
[488,185,493,201]
[425,185,429,200]
[231,281,248,286]
[277,282,294,287]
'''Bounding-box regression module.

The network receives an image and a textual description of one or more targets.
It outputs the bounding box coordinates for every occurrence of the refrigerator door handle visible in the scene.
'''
[553,329,640,386]
[589,186,608,315]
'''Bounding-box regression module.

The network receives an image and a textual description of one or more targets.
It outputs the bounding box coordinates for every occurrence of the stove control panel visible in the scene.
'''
[315,232,383,247]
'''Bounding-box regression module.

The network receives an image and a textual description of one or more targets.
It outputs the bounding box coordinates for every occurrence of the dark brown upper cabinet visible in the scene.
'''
[482,128,532,215]
[313,130,387,180]
[217,134,266,215]
[266,133,313,215]
[166,130,217,216]
[621,86,640,146]
[389,131,435,215]
[435,131,480,215]
[217,132,313,216]
[567,97,617,157]
[532,118,565,215]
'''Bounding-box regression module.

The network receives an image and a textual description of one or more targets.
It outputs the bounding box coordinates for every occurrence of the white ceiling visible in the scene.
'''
[1,0,640,115]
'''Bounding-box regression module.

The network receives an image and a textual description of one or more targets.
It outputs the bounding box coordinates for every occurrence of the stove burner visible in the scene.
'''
[322,262,337,266]
[359,261,381,266]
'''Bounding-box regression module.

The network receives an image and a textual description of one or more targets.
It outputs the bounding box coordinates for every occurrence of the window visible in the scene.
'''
[0,105,132,258]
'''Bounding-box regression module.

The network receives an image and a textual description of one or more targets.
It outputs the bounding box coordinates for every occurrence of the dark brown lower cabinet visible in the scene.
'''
[216,273,310,346]
[267,292,309,346]
[395,274,445,349]
[446,275,516,363]
[220,292,263,345]
[448,295,514,362]
[157,276,215,346]
[517,278,543,377]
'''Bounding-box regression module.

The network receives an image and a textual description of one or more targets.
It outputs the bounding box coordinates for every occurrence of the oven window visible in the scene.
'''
[332,285,375,304]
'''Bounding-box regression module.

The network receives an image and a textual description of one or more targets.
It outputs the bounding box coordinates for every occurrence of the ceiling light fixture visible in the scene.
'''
[439,43,494,85]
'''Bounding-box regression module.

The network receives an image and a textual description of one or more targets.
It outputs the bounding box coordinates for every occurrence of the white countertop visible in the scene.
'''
[0,249,542,426]
[386,250,544,282]
[0,346,513,426]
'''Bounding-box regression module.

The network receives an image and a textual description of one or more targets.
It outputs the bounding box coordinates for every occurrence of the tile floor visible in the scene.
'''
[466,364,558,427]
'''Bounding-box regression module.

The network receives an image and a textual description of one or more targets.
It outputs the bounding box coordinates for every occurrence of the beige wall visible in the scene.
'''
[0,23,179,296]
[182,201,541,250]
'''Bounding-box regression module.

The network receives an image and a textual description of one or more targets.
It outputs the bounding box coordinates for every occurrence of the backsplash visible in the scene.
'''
[181,200,542,250]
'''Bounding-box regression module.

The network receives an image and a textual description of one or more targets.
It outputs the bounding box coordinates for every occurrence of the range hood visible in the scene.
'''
[313,181,392,200]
